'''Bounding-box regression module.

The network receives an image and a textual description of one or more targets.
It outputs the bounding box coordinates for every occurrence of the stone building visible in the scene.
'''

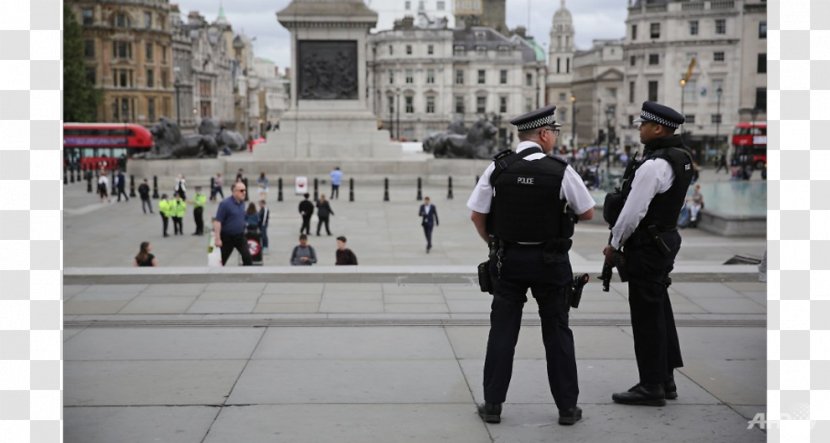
[621,0,767,157]
[368,19,544,143]
[68,0,175,125]
[253,58,291,132]
[572,39,625,150]
[375,0,455,30]
[546,0,577,148]
[454,0,506,33]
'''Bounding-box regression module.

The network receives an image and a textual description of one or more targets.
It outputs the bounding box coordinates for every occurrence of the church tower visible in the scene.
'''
[546,0,576,146]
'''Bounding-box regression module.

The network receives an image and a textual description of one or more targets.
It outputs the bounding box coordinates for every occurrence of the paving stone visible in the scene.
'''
[186,300,256,314]
[252,302,319,313]
[118,296,196,314]
[65,406,217,443]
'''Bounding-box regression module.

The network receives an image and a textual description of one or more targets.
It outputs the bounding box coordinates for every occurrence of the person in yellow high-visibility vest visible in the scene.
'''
[158,194,171,237]
[191,186,207,235]
[172,192,187,235]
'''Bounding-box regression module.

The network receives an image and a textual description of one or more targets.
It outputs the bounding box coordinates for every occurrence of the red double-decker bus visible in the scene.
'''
[731,121,767,168]
[63,123,153,171]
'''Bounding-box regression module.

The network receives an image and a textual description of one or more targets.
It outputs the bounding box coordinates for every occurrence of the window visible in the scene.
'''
[755,87,766,111]
[147,97,155,122]
[406,45,412,55]
[428,45,434,55]
[686,115,695,124]
[629,81,635,103]
[759,21,767,39]
[389,70,394,84]
[388,96,394,116]
[499,96,507,113]
[426,95,435,113]
[476,96,486,114]
[85,67,96,85]
[161,68,169,88]
[631,24,637,40]
[199,80,211,97]
[389,45,393,55]
[711,114,722,124]
[405,96,414,113]
[648,81,658,102]
[478,70,485,84]
[715,19,726,34]
[419,1,425,10]
[82,8,93,25]
[160,46,167,64]
[84,40,95,58]
[557,58,561,73]
[499,70,507,84]
[559,109,567,124]
[630,55,636,66]
[525,73,533,87]
[426,69,435,84]
[144,11,152,29]
[453,45,466,56]
[559,93,566,102]
[200,101,211,118]
[683,80,697,103]
[689,20,699,36]
[629,115,634,127]
[566,58,570,73]
[113,69,132,88]
[455,95,465,114]
[145,42,153,62]
[648,54,659,65]
[405,1,411,10]
[113,41,132,59]
[650,23,660,39]
[714,51,725,62]
[757,53,767,73]
[115,12,130,28]
[405,69,413,84]
[437,1,445,11]
[711,79,724,100]
[146,69,154,88]
[455,69,464,84]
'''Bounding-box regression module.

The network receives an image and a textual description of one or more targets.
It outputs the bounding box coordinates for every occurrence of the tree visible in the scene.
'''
[64,4,101,122]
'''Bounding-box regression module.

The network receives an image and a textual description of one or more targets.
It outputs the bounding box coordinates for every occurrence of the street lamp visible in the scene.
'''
[173,66,181,126]
[605,106,614,173]
[679,78,687,140]
[570,95,576,149]
[395,87,401,141]
[715,85,723,160]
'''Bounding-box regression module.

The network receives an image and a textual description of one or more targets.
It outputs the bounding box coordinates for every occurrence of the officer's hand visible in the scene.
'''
[215,237,222,248]
[602,246,616,265]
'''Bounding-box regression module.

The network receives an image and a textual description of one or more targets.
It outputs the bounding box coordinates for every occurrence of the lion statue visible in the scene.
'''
[137,117,218,159]
[423,118,499,159]
[198,118,245,152]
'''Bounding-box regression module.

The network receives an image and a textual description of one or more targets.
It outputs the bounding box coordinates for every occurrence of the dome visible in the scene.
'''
[553,0,572,24]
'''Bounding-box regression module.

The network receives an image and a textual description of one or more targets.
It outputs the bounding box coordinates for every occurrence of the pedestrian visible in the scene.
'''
[172,193,186,235]
[715,153,728,174]
[335,236,358,265]
[258,199,270,254]
[256,172,269,200]
[115,169,129,202]
[290,234,317,265]
[235,168,245,183]
[418,196,439,253]
[298,193,314,235]
[329,166,343,199]
[133,241,158,267]
[688,183,704,228]
[213,181,253,266]
[138,178,153,214]
[467,105,595,426]
[97,171,110,202]
[158,193,171,237]
[175,174,187,200]
[191,186,206,235]
[245,202,260,231]
[211,173,224,201]
[602,101,694,407]
[316,194,334,236]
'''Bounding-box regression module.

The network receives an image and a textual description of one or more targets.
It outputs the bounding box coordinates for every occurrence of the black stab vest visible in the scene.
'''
[490,149,568,242]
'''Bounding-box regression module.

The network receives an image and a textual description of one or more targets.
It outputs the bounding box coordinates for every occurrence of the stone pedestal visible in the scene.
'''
[254,0,400,160]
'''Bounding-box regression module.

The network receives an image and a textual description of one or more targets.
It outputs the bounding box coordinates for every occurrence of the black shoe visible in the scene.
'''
[558,406,582,425]
[163,234,169,237]
[665,376,677,400]
[612,383,666,406]
[477,402,502,424]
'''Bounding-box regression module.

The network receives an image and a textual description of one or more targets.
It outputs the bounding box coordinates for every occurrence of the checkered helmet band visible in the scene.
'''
[516,114,555,131]
[640,110,680,128]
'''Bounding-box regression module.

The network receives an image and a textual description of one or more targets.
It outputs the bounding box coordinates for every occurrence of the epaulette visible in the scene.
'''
[492,149,514,161]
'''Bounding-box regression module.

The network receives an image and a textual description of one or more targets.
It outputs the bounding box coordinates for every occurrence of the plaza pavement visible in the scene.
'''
[63,165,767,442]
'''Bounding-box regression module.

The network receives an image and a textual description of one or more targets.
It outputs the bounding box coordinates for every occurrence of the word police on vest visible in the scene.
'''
[517,177,535,185]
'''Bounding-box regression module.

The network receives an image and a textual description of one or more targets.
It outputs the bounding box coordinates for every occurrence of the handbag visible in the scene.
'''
[207,233,222,267]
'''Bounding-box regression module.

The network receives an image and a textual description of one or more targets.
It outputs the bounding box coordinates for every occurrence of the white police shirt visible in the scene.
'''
[610,157,674,249]
[466,141,596,217]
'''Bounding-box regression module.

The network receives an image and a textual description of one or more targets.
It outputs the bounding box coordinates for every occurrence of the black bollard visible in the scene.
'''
[277,177,284,202]
[313,178,319,201]
[349,177,354,202]
[152,176,159,199]
[447,176,454,200]
[69,165,75,183]
[383,177,390,202]
[129,175,136,197]
[63,167,68,185]
[475,175,479,185]
[243,178,249,201]
[210,177,215,197]
[86,166,92,193]
[416,177,422,200]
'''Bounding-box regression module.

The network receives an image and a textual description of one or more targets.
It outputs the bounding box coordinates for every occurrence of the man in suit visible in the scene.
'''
[418,196,439,253]
[298,193,314,235]
[115,170,129,202]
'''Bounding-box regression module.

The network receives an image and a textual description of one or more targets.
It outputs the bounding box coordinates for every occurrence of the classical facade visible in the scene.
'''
[454,0,507,33]
[376,0,455,30]
[546,0,577,147]
[572,40,625,150]
[68,0,175,125]
[621,0,765,157]
[368,20,544,143]
[252,58,291,131]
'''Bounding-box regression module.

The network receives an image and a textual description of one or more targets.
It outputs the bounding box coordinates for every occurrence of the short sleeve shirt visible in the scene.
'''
[215,197,247,235]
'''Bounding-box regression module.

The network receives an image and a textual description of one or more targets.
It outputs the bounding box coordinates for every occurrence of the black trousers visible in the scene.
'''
[300,215,312,235]
[161,215,169,236]
[116,188,129,201]
[330,184,340,199]
[317,216,331,235]
[141,197,153,214]
[624,230,684,385]
[220,233,252,266]
[422,223,434,248]
[193,207,204,234]
[483,244,578,411]
[172,216,183,235]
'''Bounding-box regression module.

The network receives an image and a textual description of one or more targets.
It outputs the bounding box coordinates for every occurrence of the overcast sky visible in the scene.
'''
[173,0,628,69]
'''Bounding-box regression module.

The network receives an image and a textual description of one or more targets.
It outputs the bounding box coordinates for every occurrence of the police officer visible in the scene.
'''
[158,194,171,237]
[467,105,595,426]
[192,186,207,235]
[602,101,694,406]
